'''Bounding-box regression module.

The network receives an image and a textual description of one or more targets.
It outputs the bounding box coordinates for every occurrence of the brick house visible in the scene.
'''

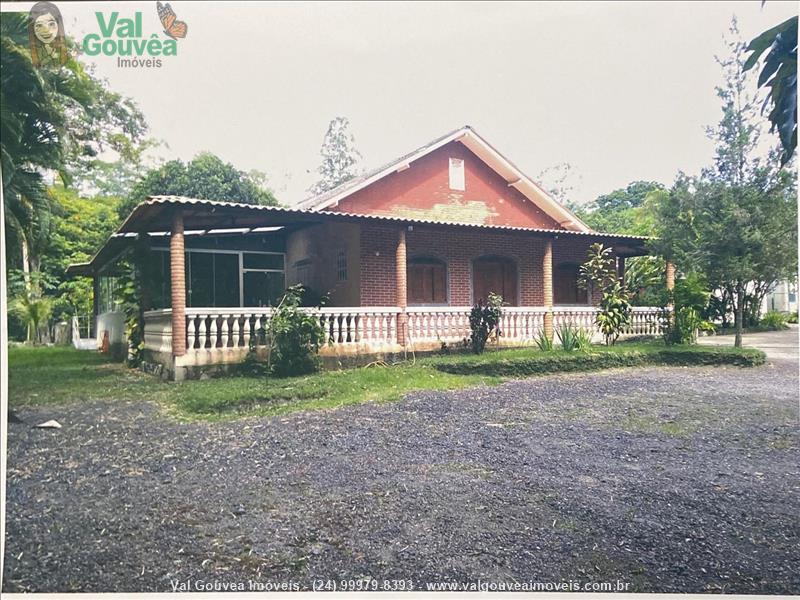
[69,126,666,379]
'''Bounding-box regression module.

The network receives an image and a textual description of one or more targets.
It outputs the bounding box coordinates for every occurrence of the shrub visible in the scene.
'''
[469,292,503,354]
[661,306,715,345]
[433,345,766,377]
[534,328,554,351]
[579,244,631,346]
[597,283,632,346]
[266,285,326,377]
[760,310,789,331]
[555,323,592,351]
[787,311,799,324]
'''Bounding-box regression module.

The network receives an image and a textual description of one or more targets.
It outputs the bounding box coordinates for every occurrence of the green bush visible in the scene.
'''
[555,323,592,351]
[469,292,503,354]
[787,311,799,324]
[578,244,631,345]
[661,306,715,345]
[760,310,789,331]
[267,285,326,377]
[433,344,765,377]
[534,328,554,351]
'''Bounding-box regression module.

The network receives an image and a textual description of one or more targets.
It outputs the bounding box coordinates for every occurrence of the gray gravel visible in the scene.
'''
[3,351,799,593]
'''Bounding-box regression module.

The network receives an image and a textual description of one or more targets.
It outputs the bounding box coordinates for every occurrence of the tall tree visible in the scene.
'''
[119,152,279,217]
[651,20,798,347]
[536,162,582,210]
[1,12,146,271]
[576,180,664,235]
[308,117,362,195]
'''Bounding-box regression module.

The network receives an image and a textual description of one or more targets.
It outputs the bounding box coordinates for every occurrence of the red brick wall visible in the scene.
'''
[360,223,550,306]
[332,142,561,230]
[553,238,604,304]
[360,226,616,307]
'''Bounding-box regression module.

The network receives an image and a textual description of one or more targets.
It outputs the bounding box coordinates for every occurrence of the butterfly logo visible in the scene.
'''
[157,2,187,40]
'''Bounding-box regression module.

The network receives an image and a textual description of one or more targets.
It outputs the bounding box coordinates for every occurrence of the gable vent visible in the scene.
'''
[449,157,465,191]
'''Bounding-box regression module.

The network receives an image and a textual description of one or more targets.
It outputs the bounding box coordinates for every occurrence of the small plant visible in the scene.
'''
[661,306,714,345]
[787,311,799,324]
[555,323,592,351]
[11,293,53,344]
[266,285,326,377]
[760,310,789,331]
[579,244,632,346]
[469,292,503,354]
[534,328,554,351]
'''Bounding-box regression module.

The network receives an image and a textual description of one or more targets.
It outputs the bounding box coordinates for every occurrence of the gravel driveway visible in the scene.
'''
[3,333,799,593]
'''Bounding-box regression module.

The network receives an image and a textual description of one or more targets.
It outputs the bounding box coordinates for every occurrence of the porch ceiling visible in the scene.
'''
[67,195,653,276]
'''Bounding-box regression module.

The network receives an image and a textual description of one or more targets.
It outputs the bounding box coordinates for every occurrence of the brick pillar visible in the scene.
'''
[396,227,408,346]
[170,211,187,357]
[665,261,676,292]
[543,237,554,340]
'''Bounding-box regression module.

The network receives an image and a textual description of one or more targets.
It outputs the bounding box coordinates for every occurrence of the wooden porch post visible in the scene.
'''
[396,227,408,346]
[617,256,626,285]
[170,211,187,357]
[543,237,554,340]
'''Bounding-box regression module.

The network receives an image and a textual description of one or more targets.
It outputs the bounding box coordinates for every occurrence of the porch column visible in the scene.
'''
[396,227,408,346]
[665,261,676,292]
[170,211,187,357]
[617,256,626,285]
[92,271,100,338]
[543,237,554,340]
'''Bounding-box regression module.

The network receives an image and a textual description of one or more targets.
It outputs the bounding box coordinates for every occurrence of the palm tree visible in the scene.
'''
[1,14,63,271]
[11,291,52,344]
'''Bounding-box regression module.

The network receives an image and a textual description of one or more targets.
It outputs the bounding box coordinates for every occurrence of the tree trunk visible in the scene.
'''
[734,281,744,348]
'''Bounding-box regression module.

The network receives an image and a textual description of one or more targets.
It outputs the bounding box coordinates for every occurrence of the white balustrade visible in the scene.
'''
[143,305,666,359]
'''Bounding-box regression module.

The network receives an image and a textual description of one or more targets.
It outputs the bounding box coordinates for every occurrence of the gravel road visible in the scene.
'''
[3,333,798,593]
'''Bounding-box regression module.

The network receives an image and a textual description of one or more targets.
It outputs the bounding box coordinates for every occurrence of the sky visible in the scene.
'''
[7,1,798,205]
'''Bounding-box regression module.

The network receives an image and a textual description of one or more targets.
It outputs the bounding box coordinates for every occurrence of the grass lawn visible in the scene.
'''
[6,341,765,421]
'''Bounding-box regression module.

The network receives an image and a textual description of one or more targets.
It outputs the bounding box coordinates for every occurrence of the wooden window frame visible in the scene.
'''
[407,257,449,306]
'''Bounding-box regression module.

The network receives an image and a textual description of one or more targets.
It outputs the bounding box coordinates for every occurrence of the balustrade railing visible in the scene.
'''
[143,305,665,357]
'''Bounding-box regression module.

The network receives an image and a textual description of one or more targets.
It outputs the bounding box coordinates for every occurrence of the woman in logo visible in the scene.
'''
[28,1,67,67]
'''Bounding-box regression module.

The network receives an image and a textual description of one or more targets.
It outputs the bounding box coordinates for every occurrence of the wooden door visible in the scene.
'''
[472,257,517,305]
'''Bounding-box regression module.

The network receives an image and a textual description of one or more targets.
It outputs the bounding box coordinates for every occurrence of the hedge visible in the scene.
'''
[432,345,766,377]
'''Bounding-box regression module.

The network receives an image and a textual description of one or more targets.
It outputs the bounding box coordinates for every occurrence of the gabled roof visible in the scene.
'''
[296,125,591,232]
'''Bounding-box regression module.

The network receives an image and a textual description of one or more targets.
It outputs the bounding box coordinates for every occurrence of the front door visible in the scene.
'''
[472,257,517,305]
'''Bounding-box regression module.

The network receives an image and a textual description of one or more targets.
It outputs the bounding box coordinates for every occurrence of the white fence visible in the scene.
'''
[144,306,664,359]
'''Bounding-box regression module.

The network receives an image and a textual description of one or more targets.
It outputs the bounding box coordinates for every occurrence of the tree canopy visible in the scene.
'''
[650,20,798,346]
[118,152,279,218]
[575,181,664,236]
[308,117,362,196]
[1,11,146,271]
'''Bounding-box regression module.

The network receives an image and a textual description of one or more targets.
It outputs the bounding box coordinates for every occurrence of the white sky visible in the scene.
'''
[7,1,798,205]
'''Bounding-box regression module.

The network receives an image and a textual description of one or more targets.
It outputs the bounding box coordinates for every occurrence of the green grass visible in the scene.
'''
[7,345,172,406]
[7,341,765,421]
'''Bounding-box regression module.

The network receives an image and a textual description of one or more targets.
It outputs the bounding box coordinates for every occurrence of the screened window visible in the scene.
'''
[187,252,242,308]
[336,249,348,282]
[293,259,312,288]
[150,248,284,308]
[242,251,285,307]
[243,271,285,307]
[408,258,447,304]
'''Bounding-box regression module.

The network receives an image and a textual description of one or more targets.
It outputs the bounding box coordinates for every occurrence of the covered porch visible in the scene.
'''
[69,197,669,380]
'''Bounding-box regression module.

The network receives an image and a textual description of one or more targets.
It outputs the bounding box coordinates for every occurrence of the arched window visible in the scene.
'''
[408,257,447,304]
[472,256,518,306]
[554,262,588,305]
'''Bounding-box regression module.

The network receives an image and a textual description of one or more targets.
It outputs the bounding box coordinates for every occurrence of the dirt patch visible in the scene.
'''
[3,360,798,593]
